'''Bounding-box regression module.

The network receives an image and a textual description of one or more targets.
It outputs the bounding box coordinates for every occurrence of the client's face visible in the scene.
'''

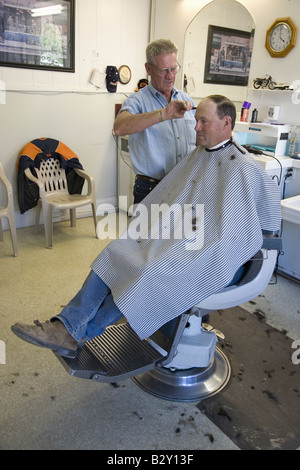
[195,99,231,148]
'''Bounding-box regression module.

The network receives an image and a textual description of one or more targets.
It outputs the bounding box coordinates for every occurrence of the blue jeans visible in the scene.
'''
[53,271,124,342]
[133,177,160,204]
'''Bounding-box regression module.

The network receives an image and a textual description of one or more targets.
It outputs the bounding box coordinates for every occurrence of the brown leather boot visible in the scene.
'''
[11,319,78,358]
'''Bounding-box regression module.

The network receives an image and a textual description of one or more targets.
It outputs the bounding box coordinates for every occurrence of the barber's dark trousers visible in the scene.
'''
[133,177,159,204]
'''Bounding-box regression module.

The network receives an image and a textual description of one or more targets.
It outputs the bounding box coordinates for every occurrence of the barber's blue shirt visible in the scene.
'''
[119,83,196,180]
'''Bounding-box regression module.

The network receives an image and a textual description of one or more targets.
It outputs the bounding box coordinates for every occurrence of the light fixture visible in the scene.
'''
[31,4,66,18]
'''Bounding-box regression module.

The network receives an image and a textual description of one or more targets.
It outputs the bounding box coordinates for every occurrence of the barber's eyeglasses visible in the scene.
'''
[150,64,181,76]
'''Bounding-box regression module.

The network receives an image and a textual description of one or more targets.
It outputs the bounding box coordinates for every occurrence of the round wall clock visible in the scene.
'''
[265,17,297,57]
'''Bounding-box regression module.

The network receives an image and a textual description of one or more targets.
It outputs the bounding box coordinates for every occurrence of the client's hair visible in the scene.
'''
[207,95,236,130]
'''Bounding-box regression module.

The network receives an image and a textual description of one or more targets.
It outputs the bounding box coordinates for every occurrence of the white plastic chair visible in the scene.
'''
[0,163,18,256]
[24,157,97,248]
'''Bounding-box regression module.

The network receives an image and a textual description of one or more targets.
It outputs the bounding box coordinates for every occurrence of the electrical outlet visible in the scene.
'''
[285,168,295,181]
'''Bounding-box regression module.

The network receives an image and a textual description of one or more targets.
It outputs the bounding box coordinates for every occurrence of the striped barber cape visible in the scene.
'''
[92,140,281,340]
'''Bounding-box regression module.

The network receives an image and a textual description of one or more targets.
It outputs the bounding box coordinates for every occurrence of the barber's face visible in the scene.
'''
[145,53,178,98]
[195,99,231,148]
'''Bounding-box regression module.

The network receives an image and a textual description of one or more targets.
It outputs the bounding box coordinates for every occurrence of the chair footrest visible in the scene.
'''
[54,323,165,382]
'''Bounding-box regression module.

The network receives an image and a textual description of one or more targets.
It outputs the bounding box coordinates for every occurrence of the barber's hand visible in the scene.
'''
[162,100,194,120]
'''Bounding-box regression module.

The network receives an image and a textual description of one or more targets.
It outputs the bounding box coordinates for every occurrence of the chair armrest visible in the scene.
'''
[24,168,46,201]
[196,248,278,310]
[74,168,95,194]
[262,231,282,251]
[74,168,94,182]
[0,170,13,207]
[24,168,43,189]
[0,173,12,193]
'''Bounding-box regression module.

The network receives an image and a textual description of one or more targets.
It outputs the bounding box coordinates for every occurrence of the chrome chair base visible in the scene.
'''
[132,347,231,402]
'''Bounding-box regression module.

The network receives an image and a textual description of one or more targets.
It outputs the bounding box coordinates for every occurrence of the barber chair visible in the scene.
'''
[55,233,281,402]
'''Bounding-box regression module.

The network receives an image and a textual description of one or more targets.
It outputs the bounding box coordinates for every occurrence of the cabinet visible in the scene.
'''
[117,136,135,215]
[234,122,296,198]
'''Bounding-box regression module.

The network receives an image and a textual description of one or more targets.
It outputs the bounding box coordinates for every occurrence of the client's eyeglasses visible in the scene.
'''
[150,64,181,76]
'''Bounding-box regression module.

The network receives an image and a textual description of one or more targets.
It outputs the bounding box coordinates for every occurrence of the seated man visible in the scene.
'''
[12,95,282,358]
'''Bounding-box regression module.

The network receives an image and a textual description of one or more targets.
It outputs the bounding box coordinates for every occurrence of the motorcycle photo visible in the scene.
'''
[253,74,276,89]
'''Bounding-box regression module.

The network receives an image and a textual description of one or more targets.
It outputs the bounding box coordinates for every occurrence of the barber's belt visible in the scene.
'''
[135,174,161,185]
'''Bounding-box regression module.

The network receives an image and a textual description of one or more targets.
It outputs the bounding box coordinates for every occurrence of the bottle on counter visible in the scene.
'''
[240,101,251,122]
[287,127,296,156]
[251,108,258,123]
[294,131,300,158]
[287,126,300,157]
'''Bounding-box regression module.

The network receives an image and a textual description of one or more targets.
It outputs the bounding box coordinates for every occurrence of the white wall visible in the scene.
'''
[151,0,300,124]
[0,0,150,228]
[182,0,255,103]
[2,0,300,229]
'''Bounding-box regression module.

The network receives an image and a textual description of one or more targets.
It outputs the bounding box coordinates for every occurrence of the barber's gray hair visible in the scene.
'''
[206,95,236,130]
[146,39,178,64]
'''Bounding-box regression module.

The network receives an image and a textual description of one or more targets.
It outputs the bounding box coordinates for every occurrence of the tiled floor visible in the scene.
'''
[0,217,299,450]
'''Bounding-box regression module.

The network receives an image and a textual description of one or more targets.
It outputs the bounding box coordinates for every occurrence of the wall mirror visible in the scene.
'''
[182,0,255,103]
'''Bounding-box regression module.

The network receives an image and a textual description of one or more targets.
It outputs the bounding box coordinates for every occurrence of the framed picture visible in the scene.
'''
[204,25,254,86]
[0,0,75,72]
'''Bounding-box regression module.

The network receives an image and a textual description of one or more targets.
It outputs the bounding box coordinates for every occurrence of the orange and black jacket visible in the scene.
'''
[17,138,84,214]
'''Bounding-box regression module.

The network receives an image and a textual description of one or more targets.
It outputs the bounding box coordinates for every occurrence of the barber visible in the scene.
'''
[114,39,196,204]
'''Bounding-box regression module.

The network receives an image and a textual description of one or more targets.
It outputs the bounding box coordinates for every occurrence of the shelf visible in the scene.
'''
[249,88,293,93]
